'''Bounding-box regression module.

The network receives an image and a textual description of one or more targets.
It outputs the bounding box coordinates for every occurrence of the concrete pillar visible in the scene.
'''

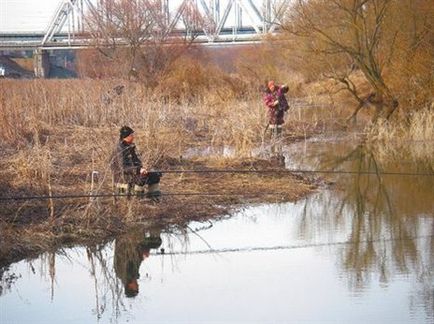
[33,49,50,78]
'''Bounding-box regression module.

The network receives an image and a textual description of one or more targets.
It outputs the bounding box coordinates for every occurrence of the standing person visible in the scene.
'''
[111,126,162,199]
[263,80,290,139]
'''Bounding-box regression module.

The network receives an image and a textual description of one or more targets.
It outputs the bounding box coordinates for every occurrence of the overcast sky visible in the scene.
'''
[0,0,64,32]
[0,0,265,33]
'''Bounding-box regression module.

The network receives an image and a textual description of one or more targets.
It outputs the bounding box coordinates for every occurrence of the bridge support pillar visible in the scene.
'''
[33,49,50,78]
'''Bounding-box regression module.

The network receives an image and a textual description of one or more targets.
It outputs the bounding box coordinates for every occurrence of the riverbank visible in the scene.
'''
[0,152,318,267]
[1,78,432,268]
[0,77,330,267]
[2,134,433,323]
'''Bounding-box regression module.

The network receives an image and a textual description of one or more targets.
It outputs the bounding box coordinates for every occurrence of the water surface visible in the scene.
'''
[1,138,433,323]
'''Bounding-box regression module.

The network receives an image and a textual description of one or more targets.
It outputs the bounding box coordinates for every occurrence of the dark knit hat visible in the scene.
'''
[120,126,134,139]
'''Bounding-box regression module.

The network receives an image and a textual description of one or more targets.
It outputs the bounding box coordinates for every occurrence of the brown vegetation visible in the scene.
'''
[277,0,433,122]
[0,75,321,267]
[2,0,433,268]
[82,0,203,83]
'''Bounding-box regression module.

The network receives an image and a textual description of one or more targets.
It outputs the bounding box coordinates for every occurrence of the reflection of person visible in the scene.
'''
[263,80,289,138]
[114,228,163,298]
[111,126,162,198]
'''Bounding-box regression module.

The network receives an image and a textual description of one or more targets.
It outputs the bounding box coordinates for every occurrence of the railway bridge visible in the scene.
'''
[0,0,290,77]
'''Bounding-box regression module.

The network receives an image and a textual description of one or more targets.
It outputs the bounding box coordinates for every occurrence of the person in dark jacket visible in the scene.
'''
[111,126,162,198]
[263,80,290,138]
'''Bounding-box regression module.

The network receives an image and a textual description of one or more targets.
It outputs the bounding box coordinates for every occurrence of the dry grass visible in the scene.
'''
[0,79,256,147]
[0,153,315,267]
[0,78,320,266]
[366,107,434,143]
[2,71,430,266]
[366,107,434,165]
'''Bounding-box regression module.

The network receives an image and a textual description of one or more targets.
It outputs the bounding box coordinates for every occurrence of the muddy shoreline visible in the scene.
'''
[0,156,318,268]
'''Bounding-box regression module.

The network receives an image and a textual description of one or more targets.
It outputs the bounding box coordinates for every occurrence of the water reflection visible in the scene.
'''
[297,191,434,321]
[114,227,162,298]
[1,138,433,323]
[286,139,434,219]
[1,197,433,322]
[74,226,166,320]
[0,266,20,296]
[287,139,434,318]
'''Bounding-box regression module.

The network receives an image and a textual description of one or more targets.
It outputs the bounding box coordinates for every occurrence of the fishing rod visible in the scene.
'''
[155,169,434,176]
[0,167,432,202]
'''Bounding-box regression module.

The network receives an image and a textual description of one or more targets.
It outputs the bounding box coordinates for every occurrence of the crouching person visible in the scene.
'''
[111,126,162,200]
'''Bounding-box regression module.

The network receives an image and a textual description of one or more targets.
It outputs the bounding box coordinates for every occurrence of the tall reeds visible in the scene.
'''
[0,78,267,214]
[366,107,434,165]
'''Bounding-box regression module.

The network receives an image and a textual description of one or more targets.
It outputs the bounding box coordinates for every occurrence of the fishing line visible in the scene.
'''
[156,169,434,176]
[152,234,434,256]
[0,166,432,202]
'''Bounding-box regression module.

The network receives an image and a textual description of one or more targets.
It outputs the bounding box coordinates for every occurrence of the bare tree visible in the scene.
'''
[281,0,403,121]
[84,0,203,83]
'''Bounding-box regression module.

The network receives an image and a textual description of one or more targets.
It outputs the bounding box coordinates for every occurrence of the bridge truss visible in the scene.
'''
[1,0,291,50]
[0,0,291,77]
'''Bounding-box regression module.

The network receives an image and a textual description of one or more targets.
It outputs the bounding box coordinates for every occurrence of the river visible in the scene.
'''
[1,137,433,323]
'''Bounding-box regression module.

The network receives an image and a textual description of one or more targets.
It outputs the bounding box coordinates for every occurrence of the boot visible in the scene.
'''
[147,183,161,202]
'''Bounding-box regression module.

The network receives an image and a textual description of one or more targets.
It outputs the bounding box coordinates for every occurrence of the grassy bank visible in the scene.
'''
[1,76,432,266]
[0,154,316,267]
[0,78,324,267]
